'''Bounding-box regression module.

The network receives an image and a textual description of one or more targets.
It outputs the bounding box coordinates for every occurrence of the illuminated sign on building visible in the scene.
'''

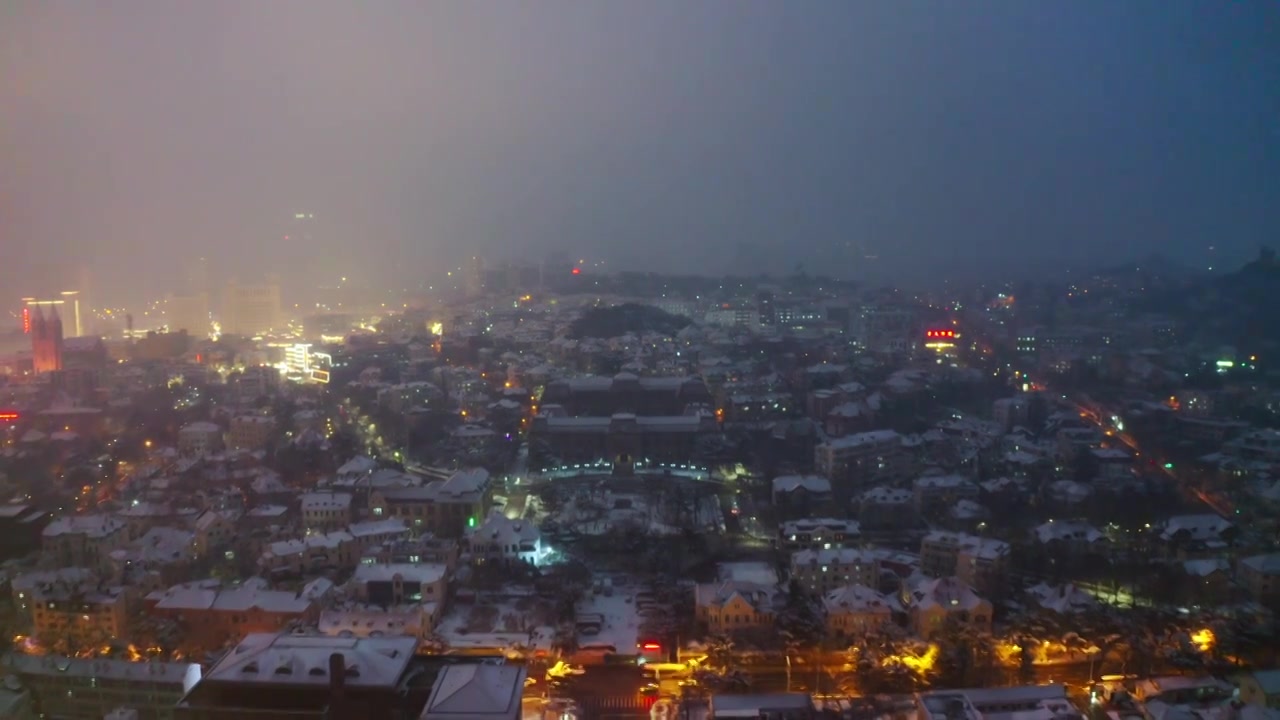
[924,328,958,350]
[0,411,19,422]
[21,307,30,334]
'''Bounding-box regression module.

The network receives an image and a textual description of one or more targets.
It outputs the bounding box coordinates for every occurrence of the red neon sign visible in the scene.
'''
[926,329,955,339]
[22,307,30,334]
[641,642,661,651]
[0,412,19,422]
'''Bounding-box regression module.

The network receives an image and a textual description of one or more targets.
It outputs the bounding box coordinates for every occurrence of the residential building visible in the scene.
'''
[178,422,223,457]
[1024,583,1097,615]
[790,548,879,596]
[814,430,908,489]
[822,584,892,639]
[1032,521,1105,555]
[857,486,915,530]
[902,577,992,638]
[1239,553,1280,608]
[778,518,861,551]
[466,511,542,566]
[227,415,276,451]
[29,583,128,649]
[10,568,95,618]
[1235,669,1280,709]
[771,475,832,512]
[694,581,781,636]
[4,654,200,720]
[1157,514,1236,558]
[41,515,128,571]
[146,583,319,650]
[913,474,980,513]
[1224,429,1280,465]
[193,510,239,557]
[350,563,448,607]
[919,532,1010,598]
[301,492,354,532]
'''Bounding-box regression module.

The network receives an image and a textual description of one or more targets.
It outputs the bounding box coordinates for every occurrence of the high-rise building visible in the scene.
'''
[756,290,776,326]
[23,294,82,338]
[59,291,83,337]
[168,293,211,337]
[30,306,64,374]
[465,256,485,298]
[222,278,281,337]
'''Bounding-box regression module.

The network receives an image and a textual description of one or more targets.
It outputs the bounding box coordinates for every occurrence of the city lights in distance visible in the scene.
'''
[571,266,581,275]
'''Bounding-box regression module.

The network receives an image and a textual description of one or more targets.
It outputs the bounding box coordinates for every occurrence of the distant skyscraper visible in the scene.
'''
[59,291,83,338]
[222,278,281,337]
[23,295,81,338]
[31,306,64,374]
[465,256,485,298]
[187,256,210,296]
[167,293,210,337]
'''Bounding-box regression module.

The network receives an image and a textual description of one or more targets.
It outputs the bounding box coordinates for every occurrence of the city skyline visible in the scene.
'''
[3,1,1278,306]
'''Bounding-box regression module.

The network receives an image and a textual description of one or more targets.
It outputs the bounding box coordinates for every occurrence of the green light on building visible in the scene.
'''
[468,516,477,528]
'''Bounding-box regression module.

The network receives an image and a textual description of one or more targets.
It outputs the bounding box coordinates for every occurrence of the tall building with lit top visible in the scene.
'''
[30,306,64,374]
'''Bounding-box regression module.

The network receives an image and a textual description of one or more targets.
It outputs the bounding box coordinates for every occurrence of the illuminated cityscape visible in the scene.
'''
[2,3,1279,720]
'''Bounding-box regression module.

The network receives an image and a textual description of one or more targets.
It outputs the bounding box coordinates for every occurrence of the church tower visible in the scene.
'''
[31,306,64,374]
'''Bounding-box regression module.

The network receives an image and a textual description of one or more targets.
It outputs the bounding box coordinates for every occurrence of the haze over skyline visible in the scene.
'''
[3,1,1278,306]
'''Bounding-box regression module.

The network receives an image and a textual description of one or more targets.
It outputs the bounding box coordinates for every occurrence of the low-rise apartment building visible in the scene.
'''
[822,583,892,639]
[301,492,354,532]
[778,518,861,551]
[919,531,1010,598]
[790,547,879,596]
[147,582,318,651]
[694,581,781,636]
[41,515,128,571]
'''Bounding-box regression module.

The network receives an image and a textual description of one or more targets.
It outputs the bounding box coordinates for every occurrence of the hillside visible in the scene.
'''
[566,303,692,340]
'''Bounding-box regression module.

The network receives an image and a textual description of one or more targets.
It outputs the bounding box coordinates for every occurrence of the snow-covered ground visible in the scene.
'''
[529,489,723,537]
[436,598,556,656]
[575,575,641,654]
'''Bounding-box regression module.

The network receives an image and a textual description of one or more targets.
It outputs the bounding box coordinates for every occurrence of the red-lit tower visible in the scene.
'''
[31,306,64,374]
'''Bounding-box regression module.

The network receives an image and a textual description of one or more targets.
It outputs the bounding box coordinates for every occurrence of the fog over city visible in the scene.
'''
[3,1,1278,305]
[4,7,1280,720]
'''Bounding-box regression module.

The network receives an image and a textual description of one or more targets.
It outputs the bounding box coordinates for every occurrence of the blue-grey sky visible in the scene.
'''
[2,1,1278,304]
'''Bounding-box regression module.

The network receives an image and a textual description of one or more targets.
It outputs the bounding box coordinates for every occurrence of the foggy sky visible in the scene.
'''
[3,1,1278,305]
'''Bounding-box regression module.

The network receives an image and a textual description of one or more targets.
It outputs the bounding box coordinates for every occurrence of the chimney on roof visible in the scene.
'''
[328,652,345,703]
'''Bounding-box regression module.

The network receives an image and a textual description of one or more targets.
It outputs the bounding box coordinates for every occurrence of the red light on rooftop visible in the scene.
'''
[642,642,661,650]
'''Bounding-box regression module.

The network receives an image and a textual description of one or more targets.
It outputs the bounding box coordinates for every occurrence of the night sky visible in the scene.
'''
[3,1,1278,303]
